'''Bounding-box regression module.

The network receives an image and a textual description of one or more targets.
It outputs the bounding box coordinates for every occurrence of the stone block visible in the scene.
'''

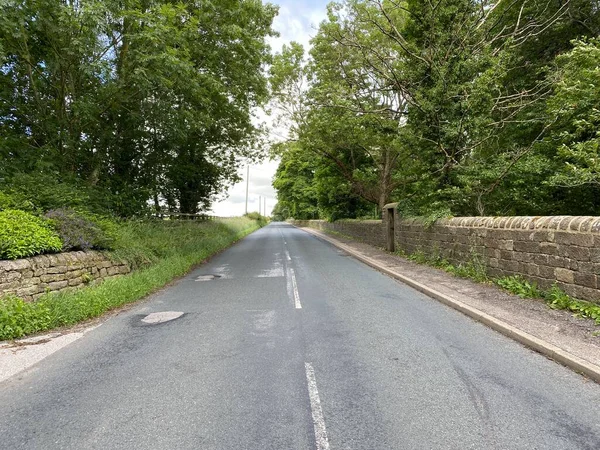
[0,271,21,284]
[16,286,43,297]
[107,267,119,276]
[68,277,83,287]
[555,268,575,284]
[546,256,568,268]
[574,272,597,289]
[513,241,539,253]
[590,248,600,263]
[524,264,540,276]
[530,231,551,242]
[554,232,594,247]
[566,284,600,303]
[565,246,590,262]
[40,274,65,283]
[46,265,68,274]
[0,281,20,291]
[499,259,520,272]
[6,259,31,271]
[47,280,68,291]
[538,265,555,278]
[539,242,559,255]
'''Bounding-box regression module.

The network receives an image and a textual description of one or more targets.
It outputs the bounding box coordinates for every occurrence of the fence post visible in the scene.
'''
[383,203,398,253]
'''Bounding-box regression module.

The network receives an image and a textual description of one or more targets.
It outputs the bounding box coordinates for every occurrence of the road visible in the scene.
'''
[1,222,600,449]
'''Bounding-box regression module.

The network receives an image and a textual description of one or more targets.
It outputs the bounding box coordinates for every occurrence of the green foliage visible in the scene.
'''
[44,209,115,251]
[545,285,600,324]
[495,277,600,325]
[1,173,111,215]
[243,212,269,226]
[548,38,600,189]
[495,276,543,299]
[0,191,35,212]
[403,248,488,283]
[0,217,262,340]
[270,0,600,218]
[0,210,62,260]
[399,252,600,325]
[0,0,277,217]
[0,296,53,340]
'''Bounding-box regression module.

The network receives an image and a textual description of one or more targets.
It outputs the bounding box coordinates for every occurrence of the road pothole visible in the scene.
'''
[141,311,184,325]
[195,274,221,281]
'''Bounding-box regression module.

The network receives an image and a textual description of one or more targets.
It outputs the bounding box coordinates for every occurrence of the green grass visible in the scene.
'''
[0,218,262,340]
[401,249,490,283]
[315,227,600,326]
[495,276,600,325]
[393,247,600,326]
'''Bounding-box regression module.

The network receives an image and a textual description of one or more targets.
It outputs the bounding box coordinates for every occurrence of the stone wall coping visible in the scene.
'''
[0,250,118,271]
[399,216,600,233]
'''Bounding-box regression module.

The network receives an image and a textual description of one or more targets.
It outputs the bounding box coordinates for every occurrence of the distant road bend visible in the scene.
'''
[1,223,600,449]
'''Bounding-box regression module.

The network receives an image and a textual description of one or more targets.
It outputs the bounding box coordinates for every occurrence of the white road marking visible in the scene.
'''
[285,250,292,261]
[0,325,100,383]
[289,268,302,309]
[141,311,184,324]
[305,362,330,450]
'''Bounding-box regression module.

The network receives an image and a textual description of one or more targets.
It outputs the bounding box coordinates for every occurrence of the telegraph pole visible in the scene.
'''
[245,165,249,215]
[259,195,262,216]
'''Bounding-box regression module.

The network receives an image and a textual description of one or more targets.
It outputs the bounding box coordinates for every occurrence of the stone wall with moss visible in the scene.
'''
[0,251,130,301]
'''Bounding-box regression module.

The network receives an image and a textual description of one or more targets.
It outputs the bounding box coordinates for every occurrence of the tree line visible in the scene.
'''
[270,0,600,221]
[1,0,277,216]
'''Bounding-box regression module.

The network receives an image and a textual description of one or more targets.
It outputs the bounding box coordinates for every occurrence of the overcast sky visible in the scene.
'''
[210,0,328,217]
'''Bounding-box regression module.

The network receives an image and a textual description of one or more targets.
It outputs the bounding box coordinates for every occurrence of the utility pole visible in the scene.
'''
[259,195,262,216]
[245,166,249,215]
[264,197,267,217]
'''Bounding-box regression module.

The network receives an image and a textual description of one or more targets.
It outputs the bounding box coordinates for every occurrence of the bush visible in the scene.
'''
[0,210,63,259]
[0,173,113,215]
[0,191,35,212]
[44,209,116,251]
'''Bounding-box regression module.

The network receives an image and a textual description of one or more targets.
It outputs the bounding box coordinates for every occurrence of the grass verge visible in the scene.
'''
[0,218,262,340]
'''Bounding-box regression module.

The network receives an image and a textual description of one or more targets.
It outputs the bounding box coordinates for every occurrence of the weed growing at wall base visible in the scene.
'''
[398,250,600,326]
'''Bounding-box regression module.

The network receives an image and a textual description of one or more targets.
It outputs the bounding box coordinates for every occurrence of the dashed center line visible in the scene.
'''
[305,362,330,450]
[289,268,302,309]
[285,249,292,261]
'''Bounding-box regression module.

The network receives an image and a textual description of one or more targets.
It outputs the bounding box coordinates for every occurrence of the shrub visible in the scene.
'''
[0,210,63,259]
[495,275,543,298]
[44,209,115,251]
[0,191,35,212]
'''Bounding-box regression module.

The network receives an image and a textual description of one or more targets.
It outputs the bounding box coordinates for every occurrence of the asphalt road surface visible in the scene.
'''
[1,223,600,450]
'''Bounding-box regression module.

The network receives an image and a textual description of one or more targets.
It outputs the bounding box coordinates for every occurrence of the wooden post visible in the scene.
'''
[383,203,398,253]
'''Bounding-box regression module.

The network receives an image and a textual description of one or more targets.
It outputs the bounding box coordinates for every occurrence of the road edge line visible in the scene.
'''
[297,226,600,384]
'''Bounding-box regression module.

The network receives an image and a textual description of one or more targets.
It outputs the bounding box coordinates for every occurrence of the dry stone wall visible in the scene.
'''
[291,216,600,304]
[394,216,600,303]
[291,219,385,248]
[0,251,130,301]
